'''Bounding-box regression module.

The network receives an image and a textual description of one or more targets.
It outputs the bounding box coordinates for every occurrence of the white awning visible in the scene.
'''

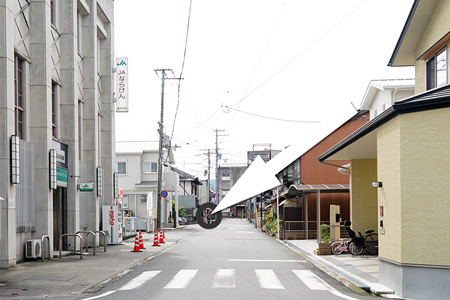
[212,156,281,214]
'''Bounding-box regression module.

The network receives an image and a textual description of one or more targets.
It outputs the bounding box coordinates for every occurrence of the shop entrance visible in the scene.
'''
[53,187,67,251]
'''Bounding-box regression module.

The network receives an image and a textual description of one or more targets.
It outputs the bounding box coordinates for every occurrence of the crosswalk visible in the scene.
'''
[83,269,361,300]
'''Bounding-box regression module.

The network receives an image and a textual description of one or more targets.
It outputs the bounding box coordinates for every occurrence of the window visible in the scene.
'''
[140,194,147,203]
[116,161,127,175]
[427,48,447,90]
[52,82,57,138]
[50,0,56,26]
[14,55,25,139]
[143,161,157,173]
[78,100,83,159]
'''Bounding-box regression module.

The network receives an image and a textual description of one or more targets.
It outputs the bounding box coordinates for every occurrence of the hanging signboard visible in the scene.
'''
[80,182,94,192]
[56,167,68,187]
[116,57,128,112]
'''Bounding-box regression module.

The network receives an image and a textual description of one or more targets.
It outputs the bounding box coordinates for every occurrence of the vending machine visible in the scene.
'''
[102,205,123,244]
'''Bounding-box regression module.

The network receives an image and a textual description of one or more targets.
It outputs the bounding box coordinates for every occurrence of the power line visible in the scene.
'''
[222,105,320,123]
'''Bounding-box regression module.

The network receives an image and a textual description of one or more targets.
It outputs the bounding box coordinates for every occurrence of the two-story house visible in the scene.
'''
[318,1,450,298]
[116,141,178,231]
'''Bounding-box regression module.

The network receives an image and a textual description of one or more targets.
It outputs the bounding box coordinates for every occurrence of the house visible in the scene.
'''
[116,141,179,231]
[0,1,115,268]
[318,1,450,298]
[170,166,203,222]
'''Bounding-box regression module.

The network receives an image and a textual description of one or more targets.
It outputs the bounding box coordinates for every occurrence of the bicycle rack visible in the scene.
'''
[75,231,96,255]
[92,230,107,252]
[41,235,51,261]
[59,234,83,260]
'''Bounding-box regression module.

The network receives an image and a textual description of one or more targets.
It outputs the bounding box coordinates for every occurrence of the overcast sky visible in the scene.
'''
[114,0,415,178]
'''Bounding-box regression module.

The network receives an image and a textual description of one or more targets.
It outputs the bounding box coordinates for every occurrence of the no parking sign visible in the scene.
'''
[160,190,168,198]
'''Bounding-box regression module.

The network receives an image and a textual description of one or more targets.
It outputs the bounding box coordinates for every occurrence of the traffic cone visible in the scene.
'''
[152,231,160,247]
[131,233,142,252]
[159,228,165,244]
[162,228,166,239]
[139,230,145,249]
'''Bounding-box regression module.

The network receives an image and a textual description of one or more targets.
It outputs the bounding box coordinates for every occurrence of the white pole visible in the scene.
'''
[276,188,280,240]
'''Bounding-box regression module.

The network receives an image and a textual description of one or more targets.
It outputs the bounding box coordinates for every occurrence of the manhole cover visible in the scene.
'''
[26,275,75,281]
[0,288,44,296]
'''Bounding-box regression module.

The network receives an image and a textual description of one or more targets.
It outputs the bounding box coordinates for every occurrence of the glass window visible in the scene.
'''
[143,161,157,173]
[116,161,127,175]
[427,48,447,90]
[140,194,147,203]
[15,55,25,139]
[52,82,57,138]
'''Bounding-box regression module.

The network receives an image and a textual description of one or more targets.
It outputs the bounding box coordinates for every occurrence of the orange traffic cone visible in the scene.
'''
[159,228,165,244]
[152,231,160,247]
[162,228,166,239]
[131,233,142,252]
[139,230,145,249]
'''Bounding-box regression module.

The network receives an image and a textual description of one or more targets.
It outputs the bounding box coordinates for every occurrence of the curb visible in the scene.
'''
[278,239,370,297]
[83,243,177,295]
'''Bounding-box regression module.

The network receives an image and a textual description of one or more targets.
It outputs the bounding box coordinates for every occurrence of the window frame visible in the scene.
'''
[52,82,58,138]
[116,160,127,175]
[426,47,447,90]
[14,55,25,139]
[143,161,158,174]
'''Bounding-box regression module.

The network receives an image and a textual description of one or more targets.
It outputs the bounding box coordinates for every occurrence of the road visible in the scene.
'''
[73,219,372,300]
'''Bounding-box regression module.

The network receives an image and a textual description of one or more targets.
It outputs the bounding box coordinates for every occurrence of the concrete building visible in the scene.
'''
[0,0,115,268]
[115,141,179,230]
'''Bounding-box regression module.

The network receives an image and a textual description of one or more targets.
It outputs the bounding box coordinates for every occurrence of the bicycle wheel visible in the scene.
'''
[365,234,378,255]
[348,241,364,255]
[331,242,343,255]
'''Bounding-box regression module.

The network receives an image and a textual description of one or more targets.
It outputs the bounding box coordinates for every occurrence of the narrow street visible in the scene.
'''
[78,219,372,300]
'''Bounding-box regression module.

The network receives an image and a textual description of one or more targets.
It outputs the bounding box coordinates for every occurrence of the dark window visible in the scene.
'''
[52,82,57,137]
[140,195,147,203]
[50,0,55,26]
[14,55,25,139]
[117,162,126,175]
[426,48,447,90]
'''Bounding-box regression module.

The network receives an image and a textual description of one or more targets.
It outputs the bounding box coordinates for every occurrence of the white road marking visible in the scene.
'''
[164,269,198,289]
[118,270,161,291]
[292,270,331,290]
[228,259,304,263]
[255,269,285,289]
[212,269,236,288]
[293,270,360,300]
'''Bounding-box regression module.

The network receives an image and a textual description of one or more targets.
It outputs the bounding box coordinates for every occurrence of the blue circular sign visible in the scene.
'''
[211,194,216,198]
[160,190,168,198]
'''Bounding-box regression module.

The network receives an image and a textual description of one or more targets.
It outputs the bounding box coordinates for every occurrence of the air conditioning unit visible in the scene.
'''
[25,239,42,259]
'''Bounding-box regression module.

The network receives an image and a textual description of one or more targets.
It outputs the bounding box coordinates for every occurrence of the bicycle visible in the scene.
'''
[344,221,378,255]
[331,238,350,255]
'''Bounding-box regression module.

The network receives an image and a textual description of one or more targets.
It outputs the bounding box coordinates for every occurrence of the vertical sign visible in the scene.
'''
[116,57,128,112]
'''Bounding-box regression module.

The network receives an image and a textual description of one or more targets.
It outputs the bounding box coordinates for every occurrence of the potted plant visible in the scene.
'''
[315,224,332,255]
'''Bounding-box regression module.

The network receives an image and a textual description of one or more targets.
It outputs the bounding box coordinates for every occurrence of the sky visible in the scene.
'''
[114,0,415,179]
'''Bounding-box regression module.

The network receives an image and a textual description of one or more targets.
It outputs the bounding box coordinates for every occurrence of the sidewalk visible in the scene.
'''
[0,229,180,299]
[281,239,405,299]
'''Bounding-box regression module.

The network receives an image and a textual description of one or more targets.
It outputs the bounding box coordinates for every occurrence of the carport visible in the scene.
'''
[286,184,349,241]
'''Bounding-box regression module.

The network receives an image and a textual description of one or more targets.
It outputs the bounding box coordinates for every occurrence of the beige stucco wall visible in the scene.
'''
[414,0,450,93]
[378,108,450,266]
[377,118,402,262]
[349,160,378,234]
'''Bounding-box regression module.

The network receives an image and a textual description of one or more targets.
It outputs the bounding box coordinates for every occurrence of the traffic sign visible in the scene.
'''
[160,190,168,198]
[211,193,216,198]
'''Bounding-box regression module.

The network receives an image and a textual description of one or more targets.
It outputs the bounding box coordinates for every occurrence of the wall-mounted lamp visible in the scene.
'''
[10,135,20,184]
[372,181,382,188]
[49,149,57,189]
[97,167,103,197]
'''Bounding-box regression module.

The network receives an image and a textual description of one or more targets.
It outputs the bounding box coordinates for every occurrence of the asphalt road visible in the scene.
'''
[71,219,372,300]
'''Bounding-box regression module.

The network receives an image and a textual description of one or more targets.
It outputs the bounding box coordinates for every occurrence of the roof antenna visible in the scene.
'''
[350,102,359,112]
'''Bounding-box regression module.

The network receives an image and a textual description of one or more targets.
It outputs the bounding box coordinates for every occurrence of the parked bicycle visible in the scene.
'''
[331,238,350,255]
[344,220,378,255]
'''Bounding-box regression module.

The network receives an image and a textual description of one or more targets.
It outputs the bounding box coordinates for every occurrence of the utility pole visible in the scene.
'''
[214,129,226,203]
[200,148,214,203]
[154,69,182,230]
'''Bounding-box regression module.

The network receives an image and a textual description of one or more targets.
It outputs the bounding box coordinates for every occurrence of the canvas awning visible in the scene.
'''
[212,156,281,214]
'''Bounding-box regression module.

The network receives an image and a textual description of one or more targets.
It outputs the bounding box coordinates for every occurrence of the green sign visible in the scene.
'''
[80,183,94,192]
[57,168,68,187]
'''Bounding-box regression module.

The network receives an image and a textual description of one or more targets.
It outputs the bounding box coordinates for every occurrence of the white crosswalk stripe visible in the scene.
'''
[254,269,285,289]
[84,268,360,300]
[212,269,236,288]
[118,270,161,291]
[163,269,198,289]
